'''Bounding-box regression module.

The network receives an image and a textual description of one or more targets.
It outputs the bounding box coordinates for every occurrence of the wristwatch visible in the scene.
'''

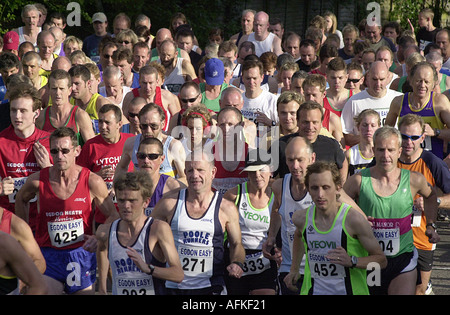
[351,256,358,268]
[271,120,276,126]
[146,264,155,275]
[434,128,441,137]
[437,197,442,206]
[426,222,437,231]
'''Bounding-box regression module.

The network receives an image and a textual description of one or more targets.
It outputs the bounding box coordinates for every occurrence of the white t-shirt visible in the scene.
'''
[242,89,279,124]
[341,88,402,135]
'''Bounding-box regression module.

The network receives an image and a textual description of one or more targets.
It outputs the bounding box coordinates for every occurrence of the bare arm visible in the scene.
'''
[384,96,402,127]
[15,172,40,223]
[76,108,95,142]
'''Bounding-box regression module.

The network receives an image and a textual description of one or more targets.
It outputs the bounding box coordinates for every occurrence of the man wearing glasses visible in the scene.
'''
[116,103,187,184]
[386,61,450,160]
[344,62,364,95]
[15,126,119,294]
[396,114,450,295]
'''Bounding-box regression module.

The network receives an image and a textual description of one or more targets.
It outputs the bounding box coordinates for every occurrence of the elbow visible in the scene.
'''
[172,268,184,283]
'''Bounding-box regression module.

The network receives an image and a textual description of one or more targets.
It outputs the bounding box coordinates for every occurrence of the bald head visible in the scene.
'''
[367,61,389,97]
[220,86,244,110]
[254,11,270,38]
[155,28,173,49]
[51,56,72,71]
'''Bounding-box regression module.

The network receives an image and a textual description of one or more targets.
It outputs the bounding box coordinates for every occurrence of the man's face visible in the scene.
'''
[139,73,158,98]
[116,189,148,222]
[241,12,254,34]
[22,58,40,79]
[127,103,145,130]
[0,67,19,81]
[185,158,216,193]
[300,45,316,66]
[136,143,164,174]
[367,65,388,97]
[253,15,269,38]
[400,122,424,159]
[177,35,194,53]
[98,110,121,143]
[104,75,123,98]
[345,69,363,91]
[383,27,398,43]
[327,70,348,92]
[114,58,133,79]
[50,136,80,171]
[179,86,201,110]
[365,25,382,44]
[285,141,314,183]
[49,78,72,106]
[100,46,117,69]
[93,21,108,36]
[376,50,393,68]
[343,31,357,52]
[303,85,325,104]
[290,78,304,95]
[10,97,37,134]
[159,43,176,68]
[114,18,129,36]
[22,10,39,29]
[374,134,401,172]
[218,49,237,64]
[139,109,164,139]
[133,46,149,71]
[38,35,56,60]
[362,52,375,72]
[298,108,322,142]
[242,67,264,92]
[284,38,300,59]
[269,23,283,38]
[411,66,435,99]
[307,170,338,211]
[278,101,299,133]
[50,17,66,29]
[218,110,241,141]
[436,31,450,56]
[220,91,243,110]
[70,76,89,99]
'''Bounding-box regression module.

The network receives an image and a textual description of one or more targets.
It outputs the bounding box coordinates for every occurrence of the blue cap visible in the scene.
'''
[204,58,224,86]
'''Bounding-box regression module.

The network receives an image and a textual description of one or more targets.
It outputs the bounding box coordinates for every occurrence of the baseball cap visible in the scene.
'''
[3,31,19,51]
[204,58,224,86]
[242,149,272,173]
[92,12,107,23]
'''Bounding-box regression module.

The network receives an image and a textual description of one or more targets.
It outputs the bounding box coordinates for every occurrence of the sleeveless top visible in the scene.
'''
[42,105,83,146]
[301,203,369,295]
[83,93,101,134]
[279,174,313,274]
[348,144,373,176]
[131,86,170,132]
[108,217,166,295]
[323,90,353,117]
[161,58,185,95]
[248,32,275,57]
[199,82,228,113]
[399,92,445,158]
[0,209,12,234]
[36,167,94,249]
[167,189,224,290]
[144,174,170,216]
[358,168,414,257]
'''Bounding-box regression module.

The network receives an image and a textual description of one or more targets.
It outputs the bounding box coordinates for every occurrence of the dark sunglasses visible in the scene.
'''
[401,134,422,141]
[103,54,113,59]
[180,94,200,103]
[128,112,139,118]
[136,152,162,160]
[347,78,362,84]
[140,123,160,130]
[119,40,131,45]
[50,147,73,155]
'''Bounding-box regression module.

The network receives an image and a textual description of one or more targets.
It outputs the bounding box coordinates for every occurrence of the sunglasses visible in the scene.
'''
[180,94,200,103]
[119,40,131,45]
[140,123,160,130]
[347,78,362,84]
[136,152,162,160]
[128,112,139,118]
[50,147,73,155]
[103,54,113,59]
[401,134,422,141]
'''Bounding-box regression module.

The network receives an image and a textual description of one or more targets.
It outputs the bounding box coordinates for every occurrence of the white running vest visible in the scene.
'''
[108,217,156,295]
[279,174,314,274]
[167,189,223,290]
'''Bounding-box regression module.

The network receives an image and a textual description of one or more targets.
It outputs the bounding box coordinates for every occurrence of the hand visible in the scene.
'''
[326,246,351,267]
[423,123,435,137]
[426,227,440,244]
[262,239,282,266]
[255,112,272,126]
[33,141,52,168]
[126,247,147,272]
[82,234,98,252]
[97,165,114,181]
[227,262,244,279]
[284,271,301,292]
[0,177,14,196]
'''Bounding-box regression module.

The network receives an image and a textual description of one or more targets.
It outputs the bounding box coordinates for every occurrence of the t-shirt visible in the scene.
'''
[341,88,402,135]
[417,27,440,51]
[242,90,279,124]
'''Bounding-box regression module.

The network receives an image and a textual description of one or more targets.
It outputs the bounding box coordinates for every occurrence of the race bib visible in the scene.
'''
[48,218,84,248]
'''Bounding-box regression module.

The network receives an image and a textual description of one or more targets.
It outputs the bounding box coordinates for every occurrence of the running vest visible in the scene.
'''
[248,32,275,57]
[83,93,101,134]
[131,134,176,177]
[399,92,445,159]
[144,174,170,216]
[108,217,166,295]
[323,90,353,117]
[162,58,185,95]
[279,174,314,274]
[167,189,224,290]
[235,182,273,277]
[348,144,373,176]
[301,203,369,295]
[35,167,94,249]
[358,168,414,257]
[131,86,170,132]
[42,105,83,146]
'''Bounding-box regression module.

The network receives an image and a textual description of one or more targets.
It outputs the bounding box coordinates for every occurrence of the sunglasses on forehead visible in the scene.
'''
[136,152,162,160]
